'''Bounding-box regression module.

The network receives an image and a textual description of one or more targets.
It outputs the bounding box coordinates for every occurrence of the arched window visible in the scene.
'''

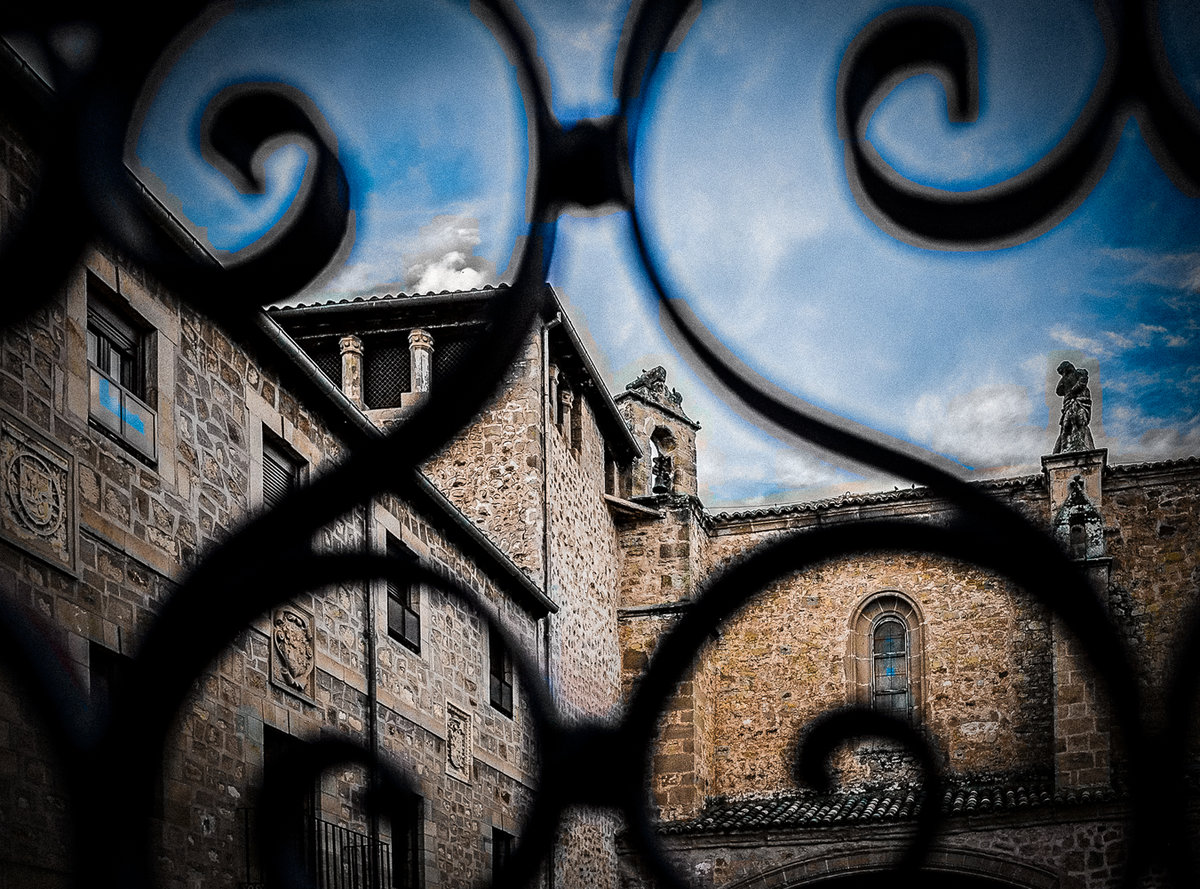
[871,616,911,718]
[847,592,924,723]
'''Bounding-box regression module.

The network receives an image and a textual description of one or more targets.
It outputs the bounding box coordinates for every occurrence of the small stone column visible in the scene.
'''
[409,328,434,395]
[339,335,364,407]
[559,387,574,436]
[547,364,559,418]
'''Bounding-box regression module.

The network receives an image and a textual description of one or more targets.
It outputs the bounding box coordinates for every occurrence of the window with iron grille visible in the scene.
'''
[87,277,157,461]
[871,616,911,721]
[364,338,411,409]
[309,342,343,391]
[432,334,474,384]
[391,792,423,889]
[489,625,513,717]
[262,433,302,509]
[386,536,420,653]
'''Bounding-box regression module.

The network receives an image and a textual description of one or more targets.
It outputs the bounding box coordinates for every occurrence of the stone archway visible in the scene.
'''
[721,848,1058,889]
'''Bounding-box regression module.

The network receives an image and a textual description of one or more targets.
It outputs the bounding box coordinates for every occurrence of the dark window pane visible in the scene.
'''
[492,828,513,878]
[489,626,513,716]
[393,794,422,888]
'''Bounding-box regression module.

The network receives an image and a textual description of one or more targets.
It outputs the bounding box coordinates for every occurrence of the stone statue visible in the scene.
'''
[1053,361,1095,454]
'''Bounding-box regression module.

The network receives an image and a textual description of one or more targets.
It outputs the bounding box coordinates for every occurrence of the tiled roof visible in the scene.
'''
[659,783,1119,835]
[1106,455,1200,475]
[269,282,509,311]
[707,475,1043,525]
[706,454,1200,525]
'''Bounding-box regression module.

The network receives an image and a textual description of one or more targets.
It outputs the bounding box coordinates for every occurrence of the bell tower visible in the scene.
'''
[614,366,700,500]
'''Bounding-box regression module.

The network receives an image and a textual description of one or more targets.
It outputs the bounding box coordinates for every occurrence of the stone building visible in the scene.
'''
[2,36,1198,889]
[0,37,645,889]
[613,370,1200,889]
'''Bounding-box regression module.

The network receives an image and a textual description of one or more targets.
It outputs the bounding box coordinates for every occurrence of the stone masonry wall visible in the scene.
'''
[546,386,625,889]
[1102,463,1200,737]
[425,334,545,584]
[0,232,546,889]
[701,548,1055,795]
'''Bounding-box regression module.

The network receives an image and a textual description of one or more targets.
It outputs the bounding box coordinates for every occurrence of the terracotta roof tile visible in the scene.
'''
[269,282,508,311]
[659,782,1118,835]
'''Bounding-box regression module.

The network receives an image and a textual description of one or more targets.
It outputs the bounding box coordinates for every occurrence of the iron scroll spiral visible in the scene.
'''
[0,1,1196,888]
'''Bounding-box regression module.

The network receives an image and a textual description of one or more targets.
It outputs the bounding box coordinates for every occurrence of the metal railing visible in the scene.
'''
[239,808,391,889]
[0,2,1198,888]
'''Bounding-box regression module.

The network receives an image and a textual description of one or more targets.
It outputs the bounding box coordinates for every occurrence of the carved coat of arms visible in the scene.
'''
[7,452,64,535]
[446,705,472,783]
[0,411,75,573]
[272,608,314,694]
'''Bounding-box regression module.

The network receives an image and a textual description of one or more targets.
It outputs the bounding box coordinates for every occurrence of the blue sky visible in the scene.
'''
[127,0,1200,505]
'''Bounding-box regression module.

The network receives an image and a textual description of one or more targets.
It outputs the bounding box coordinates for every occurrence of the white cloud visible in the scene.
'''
[906,384,1047,471]
[1101,247,1200,293]
[401,215,497,293]
[1049,325,1111,357]
[312,213,499,298]
[1049,322,1182,358]
[697,411,856,505]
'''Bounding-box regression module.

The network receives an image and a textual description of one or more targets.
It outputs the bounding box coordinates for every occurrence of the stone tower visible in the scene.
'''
[614,366,700,499]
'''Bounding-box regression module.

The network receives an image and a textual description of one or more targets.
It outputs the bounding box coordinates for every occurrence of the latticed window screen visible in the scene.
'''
[872,617,910,718]
[309,343,343,390]
[433,335,475,384]
[364,339,411,409]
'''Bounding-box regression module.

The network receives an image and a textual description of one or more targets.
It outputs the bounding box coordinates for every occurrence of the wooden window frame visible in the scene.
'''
[488,624,514,717]
[386,537,421,654]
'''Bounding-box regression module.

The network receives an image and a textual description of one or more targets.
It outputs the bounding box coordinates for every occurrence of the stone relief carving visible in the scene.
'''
[1053,474,1107,561]
[626,365,685,411]
[1053,361,1095,453]
[271,606,315,697]
[0,411,75,573]
[446,704,472,783]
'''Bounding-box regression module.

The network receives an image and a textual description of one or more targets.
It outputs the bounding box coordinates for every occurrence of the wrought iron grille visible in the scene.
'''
[433,334,478,388]
[364,338,412,410]
[309,344,345,394]
[0,2,1198,889]
[238,808,392,889]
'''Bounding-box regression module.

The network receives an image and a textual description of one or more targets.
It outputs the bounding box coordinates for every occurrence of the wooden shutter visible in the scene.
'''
[262,439,296,508]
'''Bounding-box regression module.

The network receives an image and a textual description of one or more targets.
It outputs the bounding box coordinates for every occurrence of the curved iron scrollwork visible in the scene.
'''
[0,1,1197,888]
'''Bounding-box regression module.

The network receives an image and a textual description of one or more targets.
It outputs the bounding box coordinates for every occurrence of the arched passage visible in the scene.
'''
[721,848,1057,889]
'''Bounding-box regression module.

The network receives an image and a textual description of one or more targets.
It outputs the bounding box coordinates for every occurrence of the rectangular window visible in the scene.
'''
[491,827,513,878]
[392,793,423,889]
[87,280,156,461]
[489,625,513,717]
[88,641,131,718]
[386,537,420,653]
[262,433,302,509]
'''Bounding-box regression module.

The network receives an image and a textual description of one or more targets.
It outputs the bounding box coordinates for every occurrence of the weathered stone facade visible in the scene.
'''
[0,67,644,887]
[3,42,1199,889]
[613,371,1199,887]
